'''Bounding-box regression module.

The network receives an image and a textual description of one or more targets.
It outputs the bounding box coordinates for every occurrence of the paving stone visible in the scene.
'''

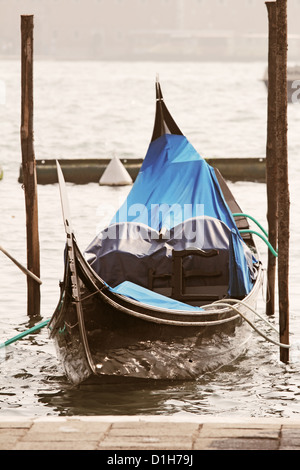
[13,440,99,450]
[109,421,199,437]
[199,422,280,439]
[280,426,300,449]
[279,444,300,450]
[1,417,300,451]
[29,419,110,435]
[19,431,103,442]
[98,435,193,450]
[12,419,111,447]
[194,437,279,450]
[0,429,28,450]
[0,420,32,429]
[97,421,198,450]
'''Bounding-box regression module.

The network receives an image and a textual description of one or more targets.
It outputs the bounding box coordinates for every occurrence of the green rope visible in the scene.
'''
[239,229,278,257]
[0,319,50,349]
[232,213,269,238]
[233,213,277,256]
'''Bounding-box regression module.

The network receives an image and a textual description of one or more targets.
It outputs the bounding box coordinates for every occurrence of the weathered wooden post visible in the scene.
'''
[20,15,41,317]
[265,2,278,317]
[276,0,289,362]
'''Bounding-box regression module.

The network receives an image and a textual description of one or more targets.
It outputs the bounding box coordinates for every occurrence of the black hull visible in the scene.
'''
[49,241,262,386]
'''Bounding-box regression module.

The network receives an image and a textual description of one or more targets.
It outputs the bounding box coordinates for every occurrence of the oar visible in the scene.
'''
[0,245,42,285]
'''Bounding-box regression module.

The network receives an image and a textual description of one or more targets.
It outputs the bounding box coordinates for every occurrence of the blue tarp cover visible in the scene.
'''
[86,133,257,302]
[111,134,239,232]
[109,281,203,311]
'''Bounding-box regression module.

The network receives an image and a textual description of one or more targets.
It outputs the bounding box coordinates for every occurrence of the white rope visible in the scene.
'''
[79,257,289,347]
[203,299,290,349]
[207,298,279,334]
[102,291,241,327]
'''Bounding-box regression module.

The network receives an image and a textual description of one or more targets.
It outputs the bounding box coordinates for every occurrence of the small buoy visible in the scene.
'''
[99,156,133,186]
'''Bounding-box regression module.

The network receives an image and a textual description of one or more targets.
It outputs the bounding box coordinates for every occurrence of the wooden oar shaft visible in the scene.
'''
[0,245,42,285]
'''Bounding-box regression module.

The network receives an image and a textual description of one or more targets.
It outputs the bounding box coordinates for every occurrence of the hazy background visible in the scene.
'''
[0,0,299,62]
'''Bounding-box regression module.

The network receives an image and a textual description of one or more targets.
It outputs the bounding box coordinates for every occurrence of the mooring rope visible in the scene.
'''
[202,298,290,349]
[0,319,50,349]
[239,229,278,257]
[232,212,278,257]
[232,213,269,238]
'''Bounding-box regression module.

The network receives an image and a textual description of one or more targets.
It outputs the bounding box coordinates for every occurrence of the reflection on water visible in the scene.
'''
[1,322,299,418]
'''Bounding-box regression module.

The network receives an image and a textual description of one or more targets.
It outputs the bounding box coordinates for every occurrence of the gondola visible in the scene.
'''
[48,79,263,386]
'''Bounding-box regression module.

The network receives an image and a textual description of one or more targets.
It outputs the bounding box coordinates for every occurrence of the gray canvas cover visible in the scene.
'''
[84,216,256,294]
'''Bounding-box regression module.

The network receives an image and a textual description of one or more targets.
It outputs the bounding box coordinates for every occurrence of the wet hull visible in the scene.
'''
[49,245,262,386]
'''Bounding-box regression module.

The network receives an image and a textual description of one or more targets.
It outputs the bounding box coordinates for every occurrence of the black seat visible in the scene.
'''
[172,248,228,302]
[148,248,229,304]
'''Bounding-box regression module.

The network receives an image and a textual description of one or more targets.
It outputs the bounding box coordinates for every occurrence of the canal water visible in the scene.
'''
[1,60,300,418]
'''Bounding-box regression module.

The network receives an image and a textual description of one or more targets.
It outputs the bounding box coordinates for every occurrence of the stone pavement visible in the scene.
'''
[0,415,300,451]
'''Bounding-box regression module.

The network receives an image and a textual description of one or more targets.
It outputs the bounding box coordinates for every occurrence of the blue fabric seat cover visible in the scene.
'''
[109,281,203,311]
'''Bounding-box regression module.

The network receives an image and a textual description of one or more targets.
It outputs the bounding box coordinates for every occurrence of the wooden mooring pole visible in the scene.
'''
[276,0,290,362]
[20,15,41,318]
[265,1,278,317]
